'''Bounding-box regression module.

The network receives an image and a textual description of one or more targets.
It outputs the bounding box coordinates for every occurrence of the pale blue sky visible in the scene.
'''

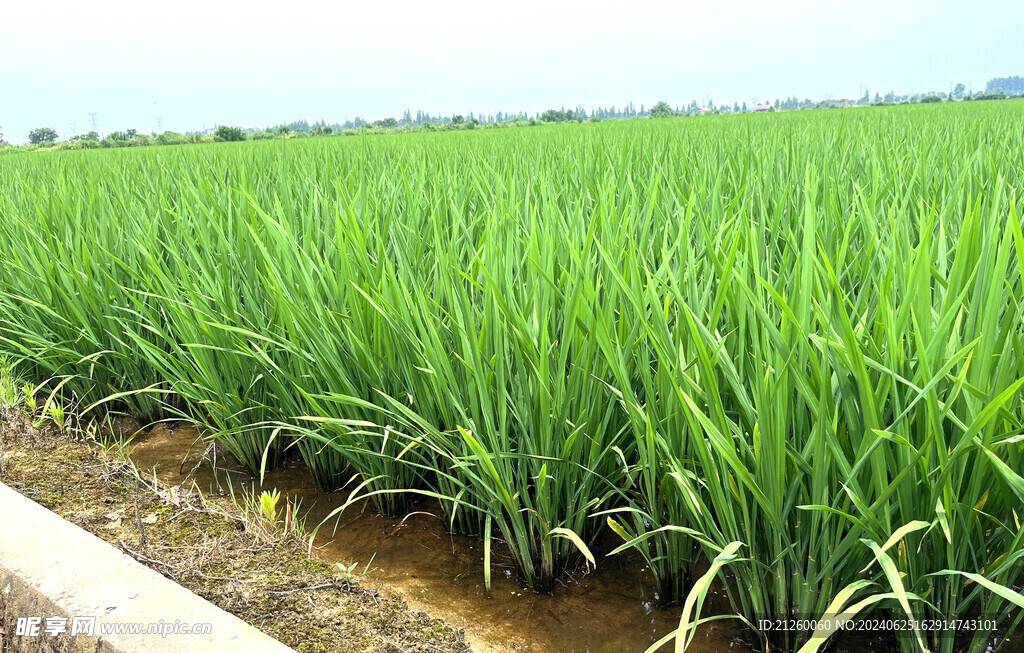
[1,0,1021,142]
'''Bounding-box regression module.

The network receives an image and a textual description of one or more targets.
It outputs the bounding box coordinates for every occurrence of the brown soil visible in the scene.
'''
[0,409,470,653]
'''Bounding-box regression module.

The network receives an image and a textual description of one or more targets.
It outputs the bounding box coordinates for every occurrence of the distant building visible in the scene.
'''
[754,104,773,112]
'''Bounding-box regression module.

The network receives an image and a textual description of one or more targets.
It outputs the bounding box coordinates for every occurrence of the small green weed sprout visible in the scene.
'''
[334,553,376,591]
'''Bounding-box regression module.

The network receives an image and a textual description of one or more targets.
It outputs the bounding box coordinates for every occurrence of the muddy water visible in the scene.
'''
[126,424,1022,653]
[128,424,750,653]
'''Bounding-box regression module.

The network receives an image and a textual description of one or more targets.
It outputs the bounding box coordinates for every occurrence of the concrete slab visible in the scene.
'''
[0,481,296,653]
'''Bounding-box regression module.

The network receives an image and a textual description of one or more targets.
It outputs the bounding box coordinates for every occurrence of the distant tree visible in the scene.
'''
[107,129,140,142]
[540,108,577,122]
[277,125,291,136]
[156,131,184,145]
[214,126,246,142]
[70,131,100,142]
[451,115,465,125]
[986,76,1024,94]
[972,90,1009,101]
[372,117,398,129]
[311,125,333,136]
[29,127,59,144]
[952,83,966,99]
[0,126,7,146]
[649,101,676,119]
[920,94,943,104]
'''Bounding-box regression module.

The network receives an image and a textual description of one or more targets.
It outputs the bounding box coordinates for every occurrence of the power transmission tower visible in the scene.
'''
[68,122,77,138]
[88,113,99,135]
[155,117,163,133]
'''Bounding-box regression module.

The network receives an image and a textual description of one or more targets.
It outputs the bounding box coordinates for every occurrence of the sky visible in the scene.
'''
[1,0,1022,143]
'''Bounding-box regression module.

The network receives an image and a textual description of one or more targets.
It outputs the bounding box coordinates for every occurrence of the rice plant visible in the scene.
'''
[0,101,1021,650]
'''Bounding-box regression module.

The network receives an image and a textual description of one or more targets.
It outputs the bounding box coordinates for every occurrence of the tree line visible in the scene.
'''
[4,76,1022,151]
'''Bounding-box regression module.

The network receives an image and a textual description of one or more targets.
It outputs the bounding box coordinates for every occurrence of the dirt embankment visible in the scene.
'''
[0,410,470,653]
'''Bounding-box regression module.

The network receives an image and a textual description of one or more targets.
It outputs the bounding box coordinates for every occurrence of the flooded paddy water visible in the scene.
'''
[127,423,1021,653]
[127,423,750,653]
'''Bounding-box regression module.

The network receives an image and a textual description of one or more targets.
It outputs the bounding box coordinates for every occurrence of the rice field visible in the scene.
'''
[1,100,1023,652]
